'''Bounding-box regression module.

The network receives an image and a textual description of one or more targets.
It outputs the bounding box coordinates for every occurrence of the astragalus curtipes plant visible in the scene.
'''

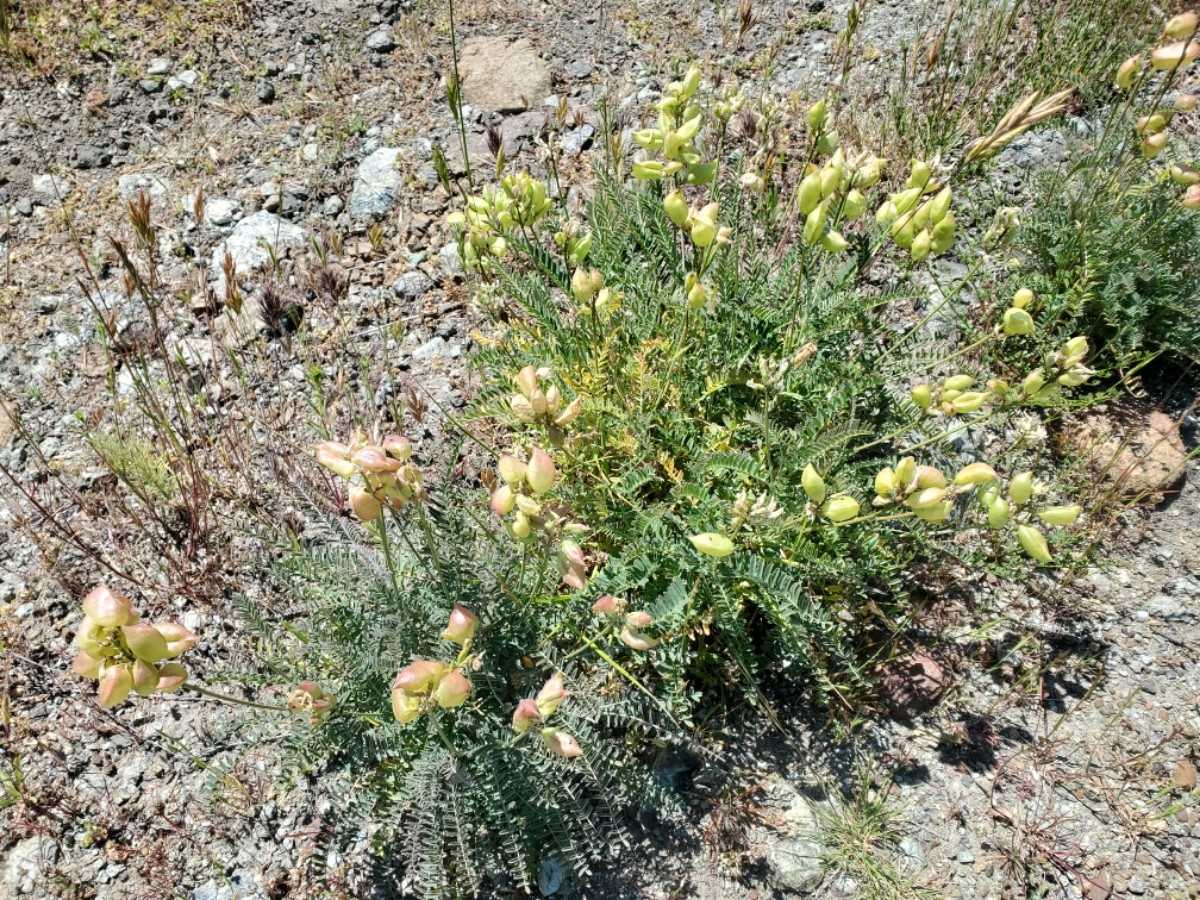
[454,64,1096,717]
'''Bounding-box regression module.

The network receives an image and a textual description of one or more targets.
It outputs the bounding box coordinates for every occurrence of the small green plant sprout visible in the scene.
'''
[875,159,955,261]
[285,681,335,725]
[511,672,582,758]
[313,431,424,522]
[71,585,195,707]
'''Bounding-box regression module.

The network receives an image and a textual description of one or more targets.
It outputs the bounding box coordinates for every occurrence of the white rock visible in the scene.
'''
[348,147,403,218]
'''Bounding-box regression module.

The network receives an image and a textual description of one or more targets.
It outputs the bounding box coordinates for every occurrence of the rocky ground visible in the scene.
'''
[1,0,1197,897]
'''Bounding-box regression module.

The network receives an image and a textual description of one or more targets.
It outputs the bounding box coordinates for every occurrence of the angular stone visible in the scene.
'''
[211,211,307,275]
[117,172,172,200]
[1068,405,1187,497]
[458,36,552,114]
[348,147,403,218]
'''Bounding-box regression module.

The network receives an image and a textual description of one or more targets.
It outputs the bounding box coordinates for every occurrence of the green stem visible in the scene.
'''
[376,516,402,599]
[900,409,1002,455]
[414,504,450,599]
[427,708,462,757]
[446,0,472,190]
[183,683,289,712]
[877,254,986,363]
[652,308,691,410]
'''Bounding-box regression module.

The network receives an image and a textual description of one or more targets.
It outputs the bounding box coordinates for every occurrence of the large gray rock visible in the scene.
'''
[458,36,551,114]
[3,836,54,895]
[348,147,403,218]
[211,211,307,275]
[118,172,172,201]
[760,783,824,894]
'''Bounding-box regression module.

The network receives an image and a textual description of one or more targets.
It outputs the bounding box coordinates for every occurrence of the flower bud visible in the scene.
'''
[592,595,625,616]
[98,664,133,708]
[1003,307,1035,335]
[1037,505,1082,525]
[122,624,169,662]
[348,486,383,522]
[1017,524,1052,562]
[154,622,198,658]
[953,463,998,486]
[132,659,160,697]
[392,688,422,723]
[541,728,583,758]
[491,484,516,516]
[875,467,897,498]
[987,496,1011,530]
[525,448,557,494]
[1116,54,1141,89]
[802,463,826,503]
[433,670,472,708]
[156,662,187,693]
[1012,288,1034,309]
[441,604,478,645]
[664,190,689,227]
[1166,12,1198,38]
[536,672,570,717]
[1009,471,1035,506]
[393,660,448,694]
[822,494,860,522]
[690,532,734,558]
[72,651,102,679]
[83,585,135,628]
[911,384,933,409]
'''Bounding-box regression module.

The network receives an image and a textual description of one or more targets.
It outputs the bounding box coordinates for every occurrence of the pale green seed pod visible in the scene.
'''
[895,456,917,487]
[929,213,955,254]
[822,494,861,522]
[664,190,689,227]
[806,99,828,131]
[954,463,998,486]
[1009,471,1035,506]
[676,114,702,142]
[892,219,915,249]
[906,487,947,510]
[928,185,952,223]
[1038,505,1082,525]
[910,229,932,262]
[1003,307,1036,336]
[875,467,897,498]
[820,230,850,253]
[122,624,169,663]
[951,391,991,414]
[914,500,953,523]
[911,384,933,410]
[987,496,1011,530]
[944,374,975,392]
[815,129,839,155]
[525,449,557,494]
[1021,369,1046,396]
[979,483,1001,509]
[1116,55,1140,90]
[843,189,868,220]
[1166,13,1198,39]
[1012,288,1034,309]
[802,464,827,503]
[1151,40,1200,70]
[632,160,664,180]
[915,466,947,489]
[907,158,932,190]
[1017,524,1052,562]
[689,532,735,558]
[803,202,829,245]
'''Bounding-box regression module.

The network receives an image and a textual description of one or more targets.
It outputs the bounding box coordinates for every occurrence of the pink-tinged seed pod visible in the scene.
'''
[512,698,541,733]
[559,541,586,568]
[348,487,383,522]
[1165,12,1198,39]
[525,448,557,494]
[620,626,660,651]
[491,485,517,516]
[510,394,537,422]
[497,454,527,484]
[536,672,571,717]
[554,397,582,427]
[83,585,135,628]
[314,442,357,478]
[561,567,587,592]
[441,604,479,645]
[1184,184,1200,209]
[544,384,562,413]
[393,660,448,694]
[352,446,400,474]
[541,728,583,758]
[391,688,422,723]
[98,664,133,708]
[382,434,412,460]
[1178,94,1199,111]
[625,611,652,629]
[528,388,548,417]
[433,670,472,708]
[156,663,188,693]
[122,624,169,662]
[592,595,625,616]
[132,659,160,697]
[517,365,539,399]
[71,651,102,679]
[154,622,198,658]
[1151,40,1200,70]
